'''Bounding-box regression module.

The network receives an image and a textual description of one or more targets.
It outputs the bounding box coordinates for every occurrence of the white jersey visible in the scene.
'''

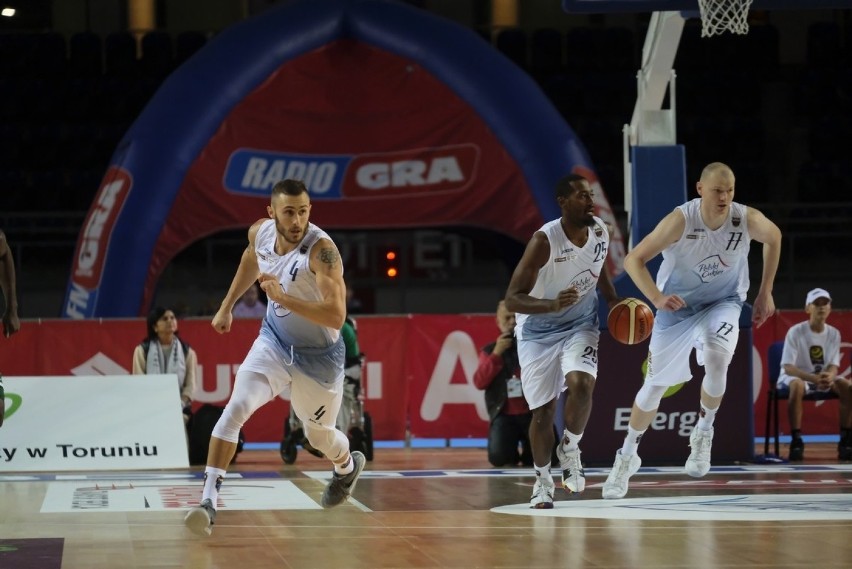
[656,199,750,323]
[254,220,340,349]
[777,321,841,386]
[516,216,609,343]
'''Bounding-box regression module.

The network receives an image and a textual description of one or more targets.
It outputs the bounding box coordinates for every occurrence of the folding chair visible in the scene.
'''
[764,340,839,457]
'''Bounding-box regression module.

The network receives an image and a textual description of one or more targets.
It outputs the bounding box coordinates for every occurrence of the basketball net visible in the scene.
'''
[697,0,754,37]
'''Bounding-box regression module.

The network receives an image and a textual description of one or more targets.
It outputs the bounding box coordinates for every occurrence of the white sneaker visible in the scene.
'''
[529,476,555,509]
[184,498,216,537]
[602,449,641,500]
[685,427,713,477]
[555,445,585,493]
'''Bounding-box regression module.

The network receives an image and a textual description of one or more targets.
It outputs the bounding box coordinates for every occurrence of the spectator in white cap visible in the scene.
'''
[777,288,852,461]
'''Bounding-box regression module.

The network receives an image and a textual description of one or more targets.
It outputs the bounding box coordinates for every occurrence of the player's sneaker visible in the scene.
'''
[788,437,805,461]
[555,444,585,493]
[184,498,216,537]
[602,449,641,500]
[529,476,555,509]
[685,427,714,477]
[321,451,366,508]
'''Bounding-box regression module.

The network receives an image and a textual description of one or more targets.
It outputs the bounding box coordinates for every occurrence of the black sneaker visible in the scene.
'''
[321,451,366,508]
[184,498,216,537]
[789,437,805,461]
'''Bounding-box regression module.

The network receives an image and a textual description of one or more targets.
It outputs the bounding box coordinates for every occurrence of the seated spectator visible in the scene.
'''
[132,307,198,426]
[473,301,533,467]
[777,288,852,461]
[232,282,266,318]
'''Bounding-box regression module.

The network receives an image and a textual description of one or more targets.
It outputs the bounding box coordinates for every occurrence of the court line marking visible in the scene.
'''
[493,493,852,521]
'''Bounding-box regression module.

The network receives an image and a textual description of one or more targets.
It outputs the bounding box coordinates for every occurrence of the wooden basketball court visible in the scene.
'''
[1,442,850,569]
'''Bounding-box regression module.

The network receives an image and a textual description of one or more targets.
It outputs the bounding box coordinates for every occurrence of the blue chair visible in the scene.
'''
[764,340,839,457]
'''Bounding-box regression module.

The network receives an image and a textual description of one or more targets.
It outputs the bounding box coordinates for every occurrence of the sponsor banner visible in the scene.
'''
[40,479,319,513]
[0,375,188,472]
[3,312,850,451]
[406,315,494,439]
[582,332,753,464]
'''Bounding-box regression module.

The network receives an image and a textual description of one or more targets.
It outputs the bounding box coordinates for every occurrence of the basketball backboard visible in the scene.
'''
[562,0,849,12]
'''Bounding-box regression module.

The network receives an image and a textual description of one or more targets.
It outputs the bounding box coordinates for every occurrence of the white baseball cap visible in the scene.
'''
[805,288,831,307]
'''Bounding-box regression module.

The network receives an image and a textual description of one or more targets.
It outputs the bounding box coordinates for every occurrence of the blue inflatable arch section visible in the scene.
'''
[64,0,596,317]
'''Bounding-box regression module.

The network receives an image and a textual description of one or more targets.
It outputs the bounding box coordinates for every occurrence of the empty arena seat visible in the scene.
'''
[495,27,528,70]
[796,160,849,203]
[598,27,635,72]
[176,31,208,66]
[69,31,103,77]
[105,32,138,77]
[807,115,850,161]
[141,31,174,78]
[540,73,583,119]
[794,69,839,118]
[565,27,601,72]
[806,21,842,69]
[530,27,563,79]
[28,32,67,78]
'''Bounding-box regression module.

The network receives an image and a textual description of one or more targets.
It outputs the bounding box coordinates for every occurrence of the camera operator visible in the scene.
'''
[473,301,534,467]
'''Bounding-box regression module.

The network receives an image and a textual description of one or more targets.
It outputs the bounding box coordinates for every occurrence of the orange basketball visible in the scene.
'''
[607,298,654,345]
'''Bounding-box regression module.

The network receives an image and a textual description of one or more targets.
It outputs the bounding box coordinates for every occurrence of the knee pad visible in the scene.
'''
[304,422,349,462]
[211,371,272,443]
[635,382,669,412]
[211,404,246,444]
[701,344,732,398]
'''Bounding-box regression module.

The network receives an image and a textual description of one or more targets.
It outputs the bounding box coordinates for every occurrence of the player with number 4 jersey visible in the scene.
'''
[602,162,781,500]
[184,180,365,538]
[505,174,619,509]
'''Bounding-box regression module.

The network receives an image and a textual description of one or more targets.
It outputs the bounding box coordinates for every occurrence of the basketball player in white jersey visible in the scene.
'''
[184,179,365,536]
[505,174,619,509]
[603,162,781,499]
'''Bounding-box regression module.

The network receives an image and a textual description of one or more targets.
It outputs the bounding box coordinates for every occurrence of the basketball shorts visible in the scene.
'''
[776,375,836,394]
[517,328,600,410]
[645,300,742,388]
[239,336,345,429]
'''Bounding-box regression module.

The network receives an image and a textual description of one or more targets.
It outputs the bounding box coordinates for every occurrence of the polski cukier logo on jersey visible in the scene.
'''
[569,270,598,296]
[693,255,729,283]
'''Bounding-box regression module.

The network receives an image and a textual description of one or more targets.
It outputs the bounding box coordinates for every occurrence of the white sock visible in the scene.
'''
[334,453,354,475]
[201,467,226,505]
[562,428,583,452]
[621,426,646,456]
[697,403,718,431]
[534,463,552,483]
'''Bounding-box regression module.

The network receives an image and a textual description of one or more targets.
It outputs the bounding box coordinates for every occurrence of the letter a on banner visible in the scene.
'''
[420,331,488,421]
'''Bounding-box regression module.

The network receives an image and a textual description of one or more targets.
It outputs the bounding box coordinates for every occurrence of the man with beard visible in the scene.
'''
[505,174,619,509]
[185,179,364,536]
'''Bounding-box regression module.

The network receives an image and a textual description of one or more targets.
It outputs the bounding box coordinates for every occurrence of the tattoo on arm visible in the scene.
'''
[319,247,339,268]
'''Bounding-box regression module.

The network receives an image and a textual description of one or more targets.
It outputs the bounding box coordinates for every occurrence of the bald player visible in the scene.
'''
[602,162,781,499]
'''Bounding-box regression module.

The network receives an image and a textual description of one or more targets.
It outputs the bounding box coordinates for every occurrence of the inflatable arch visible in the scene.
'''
[64,0,624,318]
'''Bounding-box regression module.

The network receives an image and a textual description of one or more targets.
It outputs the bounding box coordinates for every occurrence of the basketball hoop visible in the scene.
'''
[697,0,753,37]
